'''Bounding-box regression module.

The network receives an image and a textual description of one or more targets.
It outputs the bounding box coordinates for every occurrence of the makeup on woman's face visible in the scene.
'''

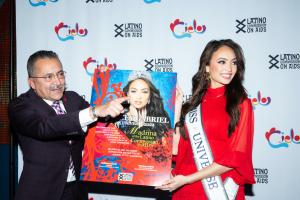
[206,45,237,88]
[127,79,150,109]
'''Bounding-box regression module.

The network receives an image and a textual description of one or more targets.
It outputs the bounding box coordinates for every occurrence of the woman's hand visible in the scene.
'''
[155,175,189,192]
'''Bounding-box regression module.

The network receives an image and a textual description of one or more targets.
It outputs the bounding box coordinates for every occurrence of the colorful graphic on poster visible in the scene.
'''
[80,69,177,186]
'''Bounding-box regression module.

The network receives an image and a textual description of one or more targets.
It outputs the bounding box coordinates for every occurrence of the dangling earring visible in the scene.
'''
[147,99,150,104]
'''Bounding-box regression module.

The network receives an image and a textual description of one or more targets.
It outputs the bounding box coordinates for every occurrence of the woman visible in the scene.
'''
[116,71,172,162]
[156,39,255,199]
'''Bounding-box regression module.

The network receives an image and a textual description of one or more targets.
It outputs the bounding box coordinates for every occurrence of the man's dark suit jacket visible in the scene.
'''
[9,88,90,200]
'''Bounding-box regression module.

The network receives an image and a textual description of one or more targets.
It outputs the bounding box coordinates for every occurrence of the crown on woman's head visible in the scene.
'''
[128,70,152,82]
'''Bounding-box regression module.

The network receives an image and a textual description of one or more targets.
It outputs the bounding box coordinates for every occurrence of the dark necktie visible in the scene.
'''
[51,101,76,178]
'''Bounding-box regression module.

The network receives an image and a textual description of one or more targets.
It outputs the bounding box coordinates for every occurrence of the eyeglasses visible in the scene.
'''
[30,71,66,82]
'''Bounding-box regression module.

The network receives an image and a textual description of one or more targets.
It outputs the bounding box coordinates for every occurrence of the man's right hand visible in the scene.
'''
[90,96,129,119]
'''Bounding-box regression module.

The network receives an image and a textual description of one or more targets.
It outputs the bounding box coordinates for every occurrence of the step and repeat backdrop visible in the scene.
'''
[16,0,300,200]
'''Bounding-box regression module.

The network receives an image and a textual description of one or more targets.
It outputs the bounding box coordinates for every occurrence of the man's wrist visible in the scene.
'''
[91,106,98,119]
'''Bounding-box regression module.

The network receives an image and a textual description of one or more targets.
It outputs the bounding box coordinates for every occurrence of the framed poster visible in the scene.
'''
[80,69,177,186]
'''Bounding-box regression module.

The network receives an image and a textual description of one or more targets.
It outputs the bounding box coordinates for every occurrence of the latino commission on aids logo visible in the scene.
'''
[114,23,143,38]
[144,58,173,72]
[85,0,159,3]
[236,17,267,34]
[265,127,300,148]
[254,168,269,184]
[170,19,206,39]
[29,0,58,7]
[55,22,88,41]
[268,53,300,70]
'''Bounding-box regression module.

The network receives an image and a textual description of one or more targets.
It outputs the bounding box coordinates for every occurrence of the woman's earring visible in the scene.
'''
[147,99,150,104]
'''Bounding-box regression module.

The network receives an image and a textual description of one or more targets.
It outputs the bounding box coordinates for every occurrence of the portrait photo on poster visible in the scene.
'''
[80,69,177,187]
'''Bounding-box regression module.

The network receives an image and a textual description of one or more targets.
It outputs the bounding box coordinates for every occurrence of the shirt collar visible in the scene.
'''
[43,99,60,106]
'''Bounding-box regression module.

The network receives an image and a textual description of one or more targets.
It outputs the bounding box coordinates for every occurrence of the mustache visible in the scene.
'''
[49,83,67,91]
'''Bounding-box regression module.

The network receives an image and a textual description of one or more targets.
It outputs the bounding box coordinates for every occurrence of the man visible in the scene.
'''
[8,50,127,200]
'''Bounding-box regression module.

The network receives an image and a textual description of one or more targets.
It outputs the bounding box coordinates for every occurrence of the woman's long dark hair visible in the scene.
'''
[177,39,248,138]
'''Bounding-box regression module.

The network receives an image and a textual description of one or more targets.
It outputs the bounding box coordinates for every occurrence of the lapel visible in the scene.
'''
[28,89,57,116]
[28,89,76,145]
[61,93,72,113]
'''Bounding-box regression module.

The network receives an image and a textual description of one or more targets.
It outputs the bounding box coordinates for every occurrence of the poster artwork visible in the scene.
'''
[80,69,177,186]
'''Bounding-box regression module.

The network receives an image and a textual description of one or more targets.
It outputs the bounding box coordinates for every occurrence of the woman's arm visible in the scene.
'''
[156,162,232,191]
[157,99,255,191]
[172,85,183,155]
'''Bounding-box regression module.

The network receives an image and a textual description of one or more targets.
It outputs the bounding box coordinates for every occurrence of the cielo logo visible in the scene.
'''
[269,53,300,70]
[144,0,161,3]
[249,91,271,109]
[83,57,117,79]
[236,17,267,34]
[29,0,58,7]
[170,19,206,39]
[83,57,120,105]
[114,23,143,38]
[55,22,88,41]
[265,127,300,148]
[144,58,173,72]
